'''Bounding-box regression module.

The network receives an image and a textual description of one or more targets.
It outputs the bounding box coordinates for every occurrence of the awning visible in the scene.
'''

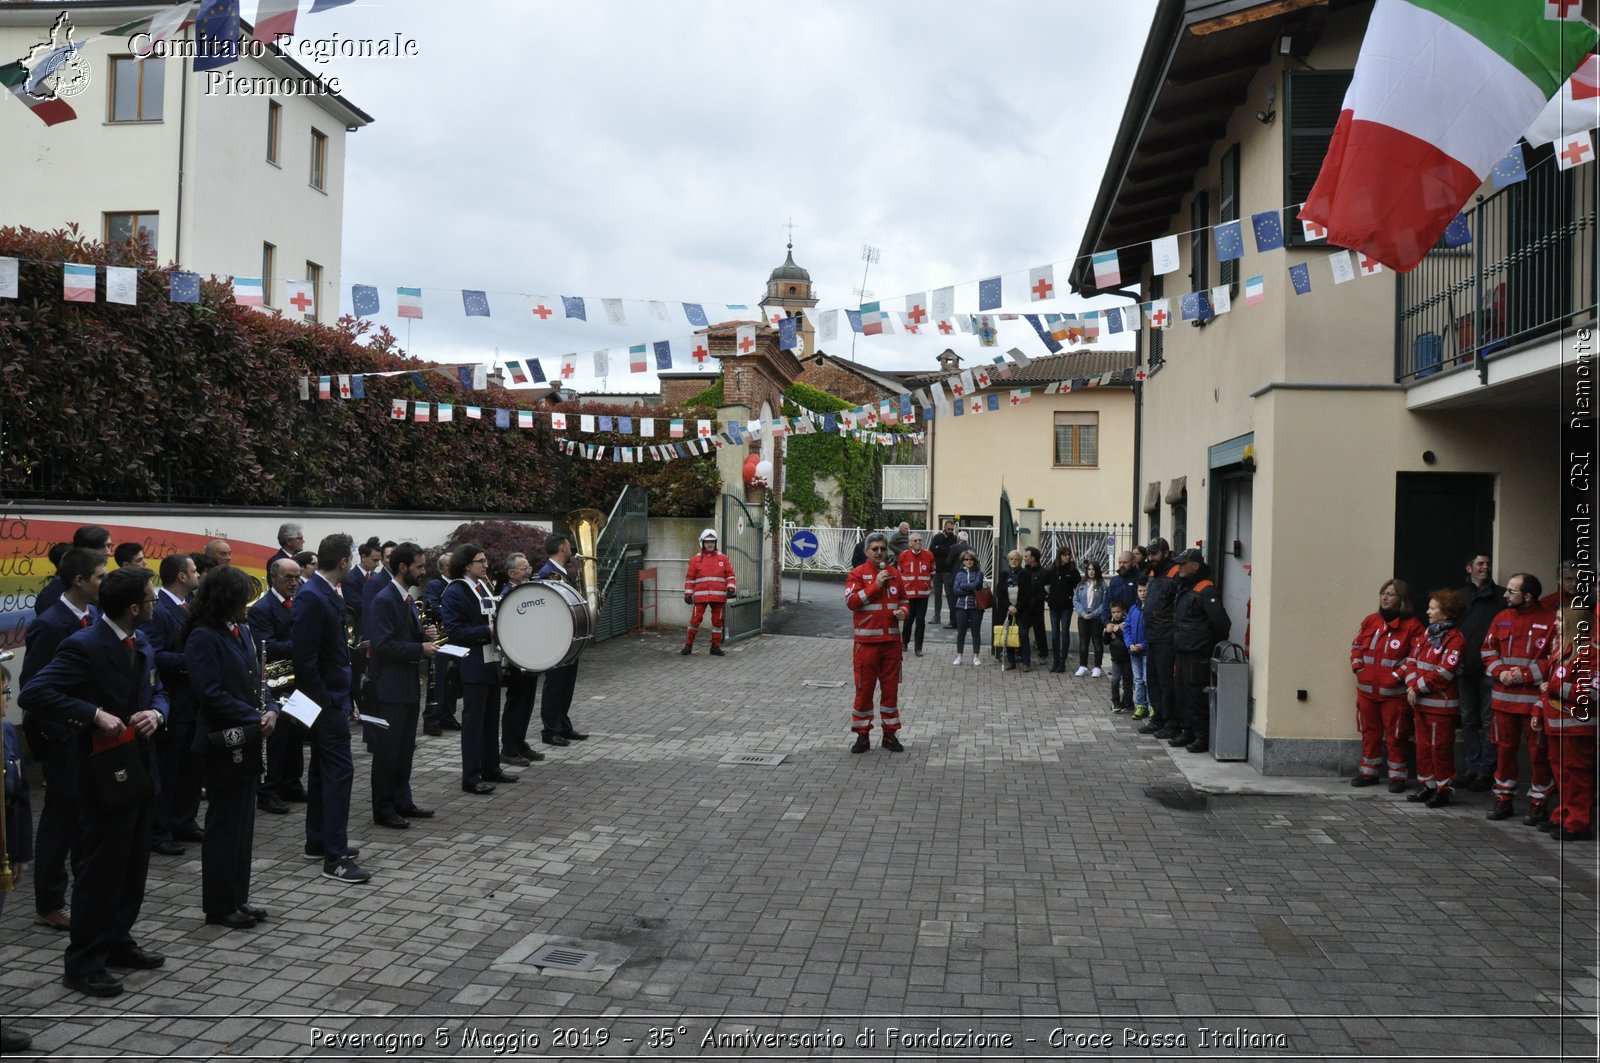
[1165,476,1188,504]
[1143,481,1162,512]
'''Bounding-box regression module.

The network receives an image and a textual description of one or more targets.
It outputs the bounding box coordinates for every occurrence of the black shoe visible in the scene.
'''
[423,726,443,737]
[914,650,923,657]
[374,813,411,829]
[1166,732,1194,747]
[64,970,123,998]
[257,794,290,814]
[399,806,435,819]
[709,647,725,657]
[1538,819,1560,833]
[500,749,532,766]
[679,644,693,656]
[1152,728,1176,740]
[303,845,360,861]
[174,826,206,843]
[1523,806,1549,826]
[1138,722,1162,735]
[1388,780,1409,794]
[463,782,496,795]
[519,746,545,762]
[440,717,463,731]
[882,734,905,752]
[1350,775,1380,788]
[1454,772,1478,789]
[108,946,165,970]
[1,1025,32,1051]
[1426,789,1453,808]
[542,733,570,747]
[151,839,186,856]
[850,734,871,754]
[206,911,256,929]
[561,730,589,741]
[280,782,309,802]
[1469,775,1494,792]
[1185,740,1209,754]
[484,770,519,783]
[1406,787,1434,803]
[238,903,268,921]
[1487,800,1516,820]
[322,857,373,884]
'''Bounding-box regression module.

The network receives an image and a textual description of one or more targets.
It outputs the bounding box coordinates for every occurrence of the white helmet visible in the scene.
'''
[699,528,718,543]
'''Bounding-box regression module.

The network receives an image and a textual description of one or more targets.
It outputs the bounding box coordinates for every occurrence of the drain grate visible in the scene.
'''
[718,752,788,766]
[526,943,599,972]
[802,679,846,688]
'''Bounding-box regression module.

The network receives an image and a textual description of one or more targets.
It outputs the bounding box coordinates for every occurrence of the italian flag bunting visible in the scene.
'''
[1301,0,1597,271]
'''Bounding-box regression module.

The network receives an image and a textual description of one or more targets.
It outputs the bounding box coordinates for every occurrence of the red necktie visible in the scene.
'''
[231,624,242,641]
[179,601,188,611]
[80,615,90,629]
[124,636,135,649]
[284,599,293,610]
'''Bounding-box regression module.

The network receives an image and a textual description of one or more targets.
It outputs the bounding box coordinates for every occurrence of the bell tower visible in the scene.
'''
[759,237,819,356]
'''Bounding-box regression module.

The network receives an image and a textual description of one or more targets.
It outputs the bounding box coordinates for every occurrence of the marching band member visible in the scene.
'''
[846,532,908,753]
[182,567,277,929]
[145,553,204,856]
[249,557,304,814]
[422,548,463,736]
[443,543,516,794]
[498,553,544,766]
[366,543,439,826]
[537,534,589,746]
[681,529,735,657]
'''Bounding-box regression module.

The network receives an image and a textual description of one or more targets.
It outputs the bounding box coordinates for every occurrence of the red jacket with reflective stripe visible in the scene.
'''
[685,551,736,603]
[1540,640,1597,735]
[846,561,904,643]
[1351,613,1423,699]
[897,549,935,599]
[1481,605,1556,715]
[1398,626,1465,716]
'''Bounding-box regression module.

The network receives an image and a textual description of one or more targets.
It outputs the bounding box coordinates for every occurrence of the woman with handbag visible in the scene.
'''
[951,550,987,666]
[995,550,1036,671]
[1072,560,1110,677]
[1045,546,1081,673]
[183,566,278,930]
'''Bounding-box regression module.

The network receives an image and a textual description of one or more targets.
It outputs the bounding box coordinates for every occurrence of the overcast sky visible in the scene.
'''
[303,0,1156,392]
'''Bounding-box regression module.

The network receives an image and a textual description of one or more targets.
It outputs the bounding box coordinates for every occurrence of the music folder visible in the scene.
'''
[279,690,323,727]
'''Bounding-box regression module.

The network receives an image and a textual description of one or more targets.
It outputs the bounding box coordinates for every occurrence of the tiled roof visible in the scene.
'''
[899,348,1137,388]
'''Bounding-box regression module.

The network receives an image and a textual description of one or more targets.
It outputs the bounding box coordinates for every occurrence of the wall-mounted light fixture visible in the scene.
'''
[1256,86,1277,125]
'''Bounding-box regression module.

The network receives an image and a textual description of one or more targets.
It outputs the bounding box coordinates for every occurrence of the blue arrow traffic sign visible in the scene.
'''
[789,530,820,558]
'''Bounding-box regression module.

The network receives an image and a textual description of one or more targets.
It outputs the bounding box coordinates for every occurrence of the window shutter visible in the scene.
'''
[1283,69,1353,245]
[1219,144,1239,292]
[1189,190,1209,294]
[1148,274,1165,368]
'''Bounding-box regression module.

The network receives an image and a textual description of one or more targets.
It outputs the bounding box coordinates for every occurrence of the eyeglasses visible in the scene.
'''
[867,546,887,553]
[471,557,487,566]
[143,596,158,605]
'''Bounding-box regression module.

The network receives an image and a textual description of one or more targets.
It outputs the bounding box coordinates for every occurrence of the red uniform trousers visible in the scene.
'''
[685,602,726,648]
[1491,710,1552,805]
[1356,695,1411,782]
[1547,731,1596,833]
[851,641,902,734]
[1412,710,1458,792]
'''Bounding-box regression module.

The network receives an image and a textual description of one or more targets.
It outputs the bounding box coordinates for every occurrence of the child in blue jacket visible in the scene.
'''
[1126,582,1150,719]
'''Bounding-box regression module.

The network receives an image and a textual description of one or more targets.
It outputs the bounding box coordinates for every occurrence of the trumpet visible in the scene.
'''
[415,597,450,646]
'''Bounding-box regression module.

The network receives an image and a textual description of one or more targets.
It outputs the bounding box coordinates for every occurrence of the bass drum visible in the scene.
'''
[495,579,592,672]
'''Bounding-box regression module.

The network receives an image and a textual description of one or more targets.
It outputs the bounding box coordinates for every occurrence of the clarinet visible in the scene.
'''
[258,636,270,783]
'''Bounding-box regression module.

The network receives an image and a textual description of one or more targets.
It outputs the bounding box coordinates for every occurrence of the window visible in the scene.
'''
[267,100,282,164]
[1148,509,1161,544]
[1148,274,1165,369]
[1053,412,1099,468]
[104,212,158,249]
[1283,69,1353,245]
[262,242,276,307]
[1171,500,1187,551]
[108,56,163,121]
[1219,144,1240,294]
[309,128,327,190]
[304,261,322,321]
[1189,189,1209,295]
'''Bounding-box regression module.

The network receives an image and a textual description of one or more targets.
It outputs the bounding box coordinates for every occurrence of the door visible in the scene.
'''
[1216,472,1252,651]
[720,492,765,641]
[1393,473,1495,608]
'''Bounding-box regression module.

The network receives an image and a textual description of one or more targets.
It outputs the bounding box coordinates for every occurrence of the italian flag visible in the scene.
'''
[1,60,76,126]
[1301,0,1597,271]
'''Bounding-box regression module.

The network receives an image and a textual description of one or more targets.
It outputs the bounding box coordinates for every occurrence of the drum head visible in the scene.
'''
[496,580,587,672]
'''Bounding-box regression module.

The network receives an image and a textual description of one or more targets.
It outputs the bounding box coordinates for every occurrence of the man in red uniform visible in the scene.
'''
[682,529,736,657]
[1482,573,1557,821]
[898,532,935,657]
[846,533,908,753]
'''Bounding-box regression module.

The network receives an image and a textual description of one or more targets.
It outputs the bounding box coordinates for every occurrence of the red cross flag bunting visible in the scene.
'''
[1548,0,1585,20]
[560,354,576,380]
[551,412,567,430]
[1028,265,1055,302]
[1556,131,1595,170]
[692,341,710,365]
[697,420,712,438]
[1301,220,1327,241]
[768,308,785,328]
[1359,254,1384,276]
[287,280,315,315]
[735,324,756,355]
[391,399,408,419]
[937,319,954,335]
[905,293,928,325]
[338,374,352,399]
[531,301,554,321]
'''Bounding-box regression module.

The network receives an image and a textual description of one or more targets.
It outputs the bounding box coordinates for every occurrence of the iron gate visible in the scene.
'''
[592,486,648,643]
[720,493,764,642]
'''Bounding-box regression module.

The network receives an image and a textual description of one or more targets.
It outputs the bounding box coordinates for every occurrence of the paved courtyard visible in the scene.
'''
[1,614,1597,1060]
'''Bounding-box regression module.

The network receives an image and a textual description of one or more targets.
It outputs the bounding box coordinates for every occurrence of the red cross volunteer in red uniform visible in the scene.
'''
[1482,573,1557,823]
[846,533,908,754]
[682,529,736,657]
[1349,580,1425,791]
[897,532,935,657]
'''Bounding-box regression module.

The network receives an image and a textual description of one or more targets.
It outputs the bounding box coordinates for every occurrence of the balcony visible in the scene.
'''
[1396,149,1596,388]
[880,464,928,508]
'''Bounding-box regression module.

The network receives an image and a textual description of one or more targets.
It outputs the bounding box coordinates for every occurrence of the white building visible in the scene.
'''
[0,1,372,320]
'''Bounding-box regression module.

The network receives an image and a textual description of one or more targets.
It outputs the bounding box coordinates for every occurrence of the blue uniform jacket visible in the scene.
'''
[21,619,170,775]
[32,575,65,623]
[142,592,196,723]
[291,572,351,711]
[442,578,500,685]
[3,720,32,865]
[185,624,272,754]
[367,580,426,703]
[247,592,294,663]
[20,598,99,745]
[360,565,393,618]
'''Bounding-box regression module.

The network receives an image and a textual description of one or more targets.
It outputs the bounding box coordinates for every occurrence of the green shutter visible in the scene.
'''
[1283,69,1353,245]
[1219,144,1239,292]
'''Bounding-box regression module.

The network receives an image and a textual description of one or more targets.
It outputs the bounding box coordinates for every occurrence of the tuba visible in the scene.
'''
[566,507,607,625]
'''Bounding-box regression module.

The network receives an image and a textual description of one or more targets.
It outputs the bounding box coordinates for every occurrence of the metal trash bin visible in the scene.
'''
[1208,642,1250,761]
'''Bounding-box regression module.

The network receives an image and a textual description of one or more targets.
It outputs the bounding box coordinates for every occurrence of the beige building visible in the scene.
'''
[1071,0,1591,773]
[0,2,372,318]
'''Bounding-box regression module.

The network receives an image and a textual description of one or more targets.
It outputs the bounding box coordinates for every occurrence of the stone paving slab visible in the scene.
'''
[0,628,1596,1059]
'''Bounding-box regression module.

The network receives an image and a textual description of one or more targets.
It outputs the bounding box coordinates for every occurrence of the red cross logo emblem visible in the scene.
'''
[937,320,953,334]
[1303,220,1327,239]
[1135,369,1147,381]
[769,310,785,327]
[1009,393,1020,406]
[738,335,755,354]
[1031,277,1053,300]
[1150,309,1168,329]
[698,424,711,438]
[1548,0,1583,18]
[907,303,927,324]
[1360,255,1382,275]
[289,289,313,313]
[392,403,406,419]
[952,383,964,397]
[560,362,575,380]
[976,371,990,388]
[906,321,920,334]
[531,303,553,320]
[1560,135,1594,168]
[692,343,709,365]
[339,380,351,398]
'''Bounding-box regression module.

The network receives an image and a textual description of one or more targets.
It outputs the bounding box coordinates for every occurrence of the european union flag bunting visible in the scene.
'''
[654,340,672,370]
[1289,262,1312,296]
[845,309,863,333]
[1490,145,1527,189]
[1440,213,1472,249]
[562,295,586,321]
[682,302,708,327]
[1179,291,1214,322]
[462,290,490,317]
[1213,220,1244,262]
[1251,211,1285,252]
[351,284,380,316]
[1024,314,1063,353]
[169,271,200,304]
[778,316,798,351]
[978,276,1003,311]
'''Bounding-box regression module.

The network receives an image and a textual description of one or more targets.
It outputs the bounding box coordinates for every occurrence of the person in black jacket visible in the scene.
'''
[2,668,35,1050]
[1140,539,1183,739]
[995,549,1042,671]
[1044,545,1081,673]
[248,556,302,814]
[1454,553,1503,791]
[1019,548,1048,667]
[1168,549,1230,754]
[928,519,959,627]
